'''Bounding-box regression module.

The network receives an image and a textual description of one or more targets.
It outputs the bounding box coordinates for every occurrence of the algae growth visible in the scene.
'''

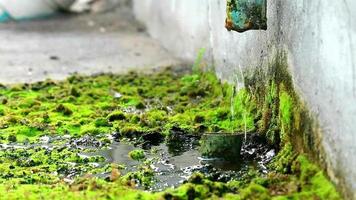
[128,149,145,161]
[0,68,253,143]
[0,63,342,199]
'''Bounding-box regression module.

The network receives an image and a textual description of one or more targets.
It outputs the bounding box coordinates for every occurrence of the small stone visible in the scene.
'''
[113,92,122,99]
[49,56,59,60]
[40,136,50,144]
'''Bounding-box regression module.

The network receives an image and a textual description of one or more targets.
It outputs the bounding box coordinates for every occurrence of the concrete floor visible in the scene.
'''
[0,6,182,84]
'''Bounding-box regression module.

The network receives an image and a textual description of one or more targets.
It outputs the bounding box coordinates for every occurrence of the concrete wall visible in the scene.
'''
[133,0,356,199]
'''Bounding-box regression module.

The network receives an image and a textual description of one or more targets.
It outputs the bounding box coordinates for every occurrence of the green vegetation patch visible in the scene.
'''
[0,60,342,199]
[0,68,256,145]
[128,149,145,161]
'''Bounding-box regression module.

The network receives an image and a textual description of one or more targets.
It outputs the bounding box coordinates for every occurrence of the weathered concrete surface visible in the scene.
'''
[133,0,356,198]
[0,6,181,84]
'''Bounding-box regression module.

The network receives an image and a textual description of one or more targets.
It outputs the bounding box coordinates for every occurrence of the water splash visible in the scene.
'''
[232,65,248,143]
[230,85,236,134]
[243,111,247,142]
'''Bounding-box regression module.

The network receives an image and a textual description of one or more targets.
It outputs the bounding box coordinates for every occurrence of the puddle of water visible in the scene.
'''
[82,142,202,190]
[84,139,259,191]
[0,133,275,191]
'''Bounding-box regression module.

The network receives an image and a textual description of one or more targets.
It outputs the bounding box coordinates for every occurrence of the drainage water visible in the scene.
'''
[81,133,275,191]
[82,141,243,191]
[0,133,275,191]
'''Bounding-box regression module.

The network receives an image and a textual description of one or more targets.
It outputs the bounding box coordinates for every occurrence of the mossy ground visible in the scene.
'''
[128,149,145,161]
[0,64,341,199]
[0,67,257,143]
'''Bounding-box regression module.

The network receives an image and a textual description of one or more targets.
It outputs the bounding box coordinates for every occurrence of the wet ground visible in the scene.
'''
[94,132,275,191]
[0,132,275,191]
[0,64,342,199]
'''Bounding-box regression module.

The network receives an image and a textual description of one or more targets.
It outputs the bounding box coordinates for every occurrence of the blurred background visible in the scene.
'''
[0,0,180,84]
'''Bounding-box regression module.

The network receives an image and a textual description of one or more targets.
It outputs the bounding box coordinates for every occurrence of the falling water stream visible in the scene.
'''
[230,71,248,142]
[230,85,236,134]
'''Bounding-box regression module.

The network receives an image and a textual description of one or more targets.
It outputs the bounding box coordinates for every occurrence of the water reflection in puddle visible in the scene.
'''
[85,141,248,191]
[0,133,274,191]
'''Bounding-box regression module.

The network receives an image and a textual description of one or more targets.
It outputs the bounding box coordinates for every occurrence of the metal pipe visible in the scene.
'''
[225,0,267,33]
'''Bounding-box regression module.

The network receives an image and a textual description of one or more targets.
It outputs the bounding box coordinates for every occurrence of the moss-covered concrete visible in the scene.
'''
[244,51,326,159]
[0,62,342,199]
[242,51,342,199]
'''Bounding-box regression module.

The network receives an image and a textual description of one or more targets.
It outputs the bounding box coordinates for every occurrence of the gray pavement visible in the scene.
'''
[0,6,182,84]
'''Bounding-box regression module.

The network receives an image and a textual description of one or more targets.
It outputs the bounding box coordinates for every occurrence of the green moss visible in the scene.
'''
[55,104,73,116]
[279,89,293,143]
[242,52,342,199]
[0,151,342,200]
[94,118,110,127]
[0,107,5,117]
[120,96,146,109]
[291,156,341,200]
[179,74,204,97]
[140,110,167,128]
[270,143,297,173]
[156,173,231,199]
[79,124,104,135]
[135,101,146,109]
[260,149,341,200]
[239,183,271,200]
[107,111,126,122]
[128,149,145,161]
[258,80,279,145]
[193,48,206,73]
[0,179,156,200]
[230,89,257,132]
[0,59,342,199]
[194,114,205,123]
[70,87,81,97]
[7,134,17,142]
[118,125,143,137]
[122,166,154,189]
